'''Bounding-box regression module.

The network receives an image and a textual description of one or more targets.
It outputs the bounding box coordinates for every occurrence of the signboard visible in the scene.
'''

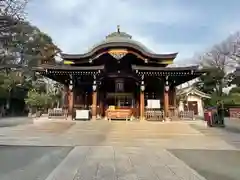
[147,99,161,109]
[75,110,89,120]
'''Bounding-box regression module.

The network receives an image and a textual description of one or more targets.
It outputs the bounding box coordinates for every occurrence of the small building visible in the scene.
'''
[33,27,206,121]
[177,86,210,117]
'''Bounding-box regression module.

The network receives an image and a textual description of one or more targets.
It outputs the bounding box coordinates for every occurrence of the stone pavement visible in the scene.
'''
[0,119,239,180]
[0,117,33,127]
[46,146,206,180]
[0,121,235,150]
[190,119,240,149]
[169,149,240,180]
[0,146,72,180]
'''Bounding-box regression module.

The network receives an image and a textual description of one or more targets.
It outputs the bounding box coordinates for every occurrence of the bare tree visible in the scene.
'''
[192,31,240,100]
[0,0,29,66]
[200,45,231,71]
[227,32,240,63]
[0,0,28,35]
[197,32,240,70]
[0,0,28,18]
[0,0,29,38]
[210,32,240,65]
[195,38,237,97]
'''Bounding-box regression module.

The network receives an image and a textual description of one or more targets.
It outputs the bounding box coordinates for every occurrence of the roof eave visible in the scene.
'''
[32,64,105,71]
[132,65,201,71]
[61,42,178,60]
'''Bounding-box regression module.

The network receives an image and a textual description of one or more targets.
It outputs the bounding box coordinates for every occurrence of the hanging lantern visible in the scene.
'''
[140,81,145,91]
[165,79,169,91]
[165,85,169,92]
[92,80,97,91]
[92,84,97,91]
[69,84,73,91]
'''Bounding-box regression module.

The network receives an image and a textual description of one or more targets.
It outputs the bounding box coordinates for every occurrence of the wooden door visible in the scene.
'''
[188,101,198,115]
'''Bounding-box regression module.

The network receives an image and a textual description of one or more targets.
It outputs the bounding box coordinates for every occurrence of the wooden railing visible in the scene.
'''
[144,108,194,121]
[169,107,178,118]
[178,111,194,120]
[145,108,164,121]
[48,108,68,119]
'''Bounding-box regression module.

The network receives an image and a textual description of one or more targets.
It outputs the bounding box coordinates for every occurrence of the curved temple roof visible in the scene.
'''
[61,26,178,60]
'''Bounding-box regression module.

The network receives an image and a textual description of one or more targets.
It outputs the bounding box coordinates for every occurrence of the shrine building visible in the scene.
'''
[33,27,205,121]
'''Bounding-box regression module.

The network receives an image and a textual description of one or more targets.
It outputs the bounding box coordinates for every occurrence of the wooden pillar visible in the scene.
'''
[68,89,73,116]
[68,76,74,119]
[140,80,145,121]
[92,78,97,120]
[140,92,145,120]
[164,89,169,117]
[164,77,170,118]
[92,91,97,120]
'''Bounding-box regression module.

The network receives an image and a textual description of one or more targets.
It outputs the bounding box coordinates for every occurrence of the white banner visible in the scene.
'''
[76,110,89,119]
[147,99,161,108]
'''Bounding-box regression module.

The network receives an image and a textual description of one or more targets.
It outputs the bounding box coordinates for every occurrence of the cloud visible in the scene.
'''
[26,0,240,63]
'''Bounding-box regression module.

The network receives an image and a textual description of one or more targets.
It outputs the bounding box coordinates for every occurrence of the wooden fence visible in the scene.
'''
[144,108,194,121]
[48,108,68,119]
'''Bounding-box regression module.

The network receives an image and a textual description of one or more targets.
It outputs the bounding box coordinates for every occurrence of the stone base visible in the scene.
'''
[91,116,97,121]
[66,116,73,121]
[165,117,171,122]
[140,117,145,121]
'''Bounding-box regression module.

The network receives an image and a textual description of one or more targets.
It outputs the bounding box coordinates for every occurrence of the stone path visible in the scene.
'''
[46,146,206,180]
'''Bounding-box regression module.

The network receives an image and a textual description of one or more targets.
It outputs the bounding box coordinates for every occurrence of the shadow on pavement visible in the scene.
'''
[169,149,240,180]
[190,122,240,149]
[224,118,240,134]
[0,117,33,127]
[224,126,240,134]
[0,145,73,180]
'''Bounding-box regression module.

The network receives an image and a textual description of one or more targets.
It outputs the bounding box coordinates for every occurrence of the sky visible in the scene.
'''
[26,0,240,64]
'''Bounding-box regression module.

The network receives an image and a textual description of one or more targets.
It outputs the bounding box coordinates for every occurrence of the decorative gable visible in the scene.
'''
[177,86,210,99]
